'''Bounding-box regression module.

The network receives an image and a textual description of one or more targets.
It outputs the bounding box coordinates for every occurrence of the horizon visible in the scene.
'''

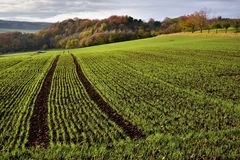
[0,14,239,24]
[0,0,239,23]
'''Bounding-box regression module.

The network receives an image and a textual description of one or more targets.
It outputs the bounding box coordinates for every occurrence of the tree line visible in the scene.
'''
[160,11,240,34]
[0,13,239,53]
[0,16,161,53]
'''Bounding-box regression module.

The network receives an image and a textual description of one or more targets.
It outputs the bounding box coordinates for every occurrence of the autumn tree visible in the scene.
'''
[161,17,181,34]
[179,11,207,33]
[179,16,188,32]
[65,39,79,49]
[186,15,197,33]
[195,11,207,33]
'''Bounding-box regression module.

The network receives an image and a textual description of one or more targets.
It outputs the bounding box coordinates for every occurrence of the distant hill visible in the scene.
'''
[0,20,52,32]
[0,28,40,33]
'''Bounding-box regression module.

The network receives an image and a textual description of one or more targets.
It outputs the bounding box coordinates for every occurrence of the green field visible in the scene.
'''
[0,33,240,159]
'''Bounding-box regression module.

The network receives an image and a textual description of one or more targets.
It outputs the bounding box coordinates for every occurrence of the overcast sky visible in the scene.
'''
[0,0,239,22]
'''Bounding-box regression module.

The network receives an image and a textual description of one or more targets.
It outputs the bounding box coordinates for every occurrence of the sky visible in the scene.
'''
[0,0,239,22]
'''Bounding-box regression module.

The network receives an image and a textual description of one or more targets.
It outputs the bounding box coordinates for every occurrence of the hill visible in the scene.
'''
[38,16,161,49]
[0,20,52,31]
[0,28,39,33]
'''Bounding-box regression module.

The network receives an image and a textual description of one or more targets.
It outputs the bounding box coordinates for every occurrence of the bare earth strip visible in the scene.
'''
[26,55,60,147]
[71,54,145,139]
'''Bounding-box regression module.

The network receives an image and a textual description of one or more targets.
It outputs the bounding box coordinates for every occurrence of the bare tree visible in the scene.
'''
[195,11,207,33]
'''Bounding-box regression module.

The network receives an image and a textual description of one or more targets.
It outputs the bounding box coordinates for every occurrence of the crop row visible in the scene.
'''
[0,54,55,151]
[77,53,240,135]
[48,54,125,145]
[0,57,24,73]
[111,49,240,103]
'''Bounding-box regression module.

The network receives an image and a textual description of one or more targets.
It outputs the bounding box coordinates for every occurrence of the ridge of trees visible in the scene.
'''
[160,11,239,34]
[0,13,239,54]
[0,16,161,53]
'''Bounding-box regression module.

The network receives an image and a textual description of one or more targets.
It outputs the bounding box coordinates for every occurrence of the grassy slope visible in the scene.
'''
[76,33,240,102]
[72,33,240,52]
[0,33,240,159]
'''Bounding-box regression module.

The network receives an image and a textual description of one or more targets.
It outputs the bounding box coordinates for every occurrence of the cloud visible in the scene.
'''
[0,0,239,22]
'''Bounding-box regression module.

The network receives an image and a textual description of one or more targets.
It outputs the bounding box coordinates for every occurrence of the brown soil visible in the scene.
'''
[26,55,60,147]
[71,54,145,139]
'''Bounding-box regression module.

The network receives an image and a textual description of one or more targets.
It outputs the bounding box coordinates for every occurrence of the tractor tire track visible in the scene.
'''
[71,54,145,139]
[26,55,60,147]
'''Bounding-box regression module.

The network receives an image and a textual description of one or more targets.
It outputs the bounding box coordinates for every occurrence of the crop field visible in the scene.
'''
[0,33,240,159]
[47,54,126,145]
[0,53,55,153]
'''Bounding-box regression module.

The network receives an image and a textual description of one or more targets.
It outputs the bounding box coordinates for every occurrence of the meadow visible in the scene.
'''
[0,33,240,159]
